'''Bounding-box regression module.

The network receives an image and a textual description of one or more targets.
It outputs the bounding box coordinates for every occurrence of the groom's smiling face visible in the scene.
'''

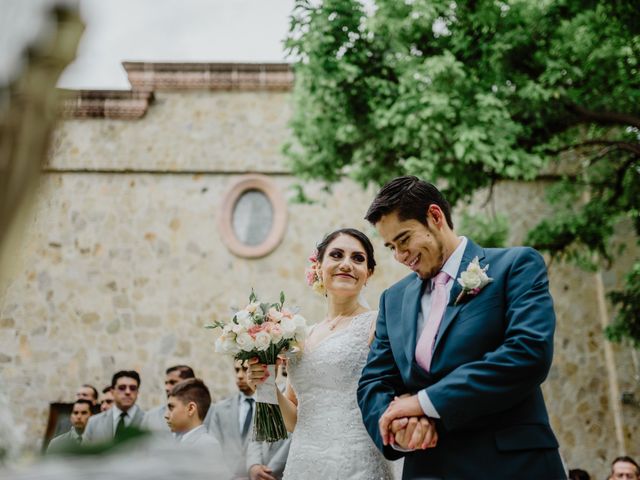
[376,209,446,280]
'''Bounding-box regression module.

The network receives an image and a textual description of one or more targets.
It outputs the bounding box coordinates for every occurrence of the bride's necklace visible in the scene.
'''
[325,305,362,331]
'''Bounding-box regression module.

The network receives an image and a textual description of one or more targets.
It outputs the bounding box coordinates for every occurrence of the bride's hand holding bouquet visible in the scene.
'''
[208,290,308,442]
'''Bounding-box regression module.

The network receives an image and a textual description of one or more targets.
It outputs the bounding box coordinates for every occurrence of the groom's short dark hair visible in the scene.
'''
[365,176,454,229]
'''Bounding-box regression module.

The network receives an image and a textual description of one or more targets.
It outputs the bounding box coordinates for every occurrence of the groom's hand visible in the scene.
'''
[393,416,438,450]
[379,394,424,444]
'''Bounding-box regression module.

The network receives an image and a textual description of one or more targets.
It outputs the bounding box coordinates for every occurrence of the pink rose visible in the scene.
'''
[247,324,264,338]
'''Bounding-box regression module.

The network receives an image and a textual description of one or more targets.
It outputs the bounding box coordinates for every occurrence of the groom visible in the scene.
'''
[357,176,566,479]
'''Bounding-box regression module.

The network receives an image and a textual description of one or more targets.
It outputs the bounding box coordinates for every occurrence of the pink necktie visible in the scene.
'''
[415,271,450,372]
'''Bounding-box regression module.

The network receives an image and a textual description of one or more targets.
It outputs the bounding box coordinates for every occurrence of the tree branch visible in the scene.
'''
[566,103,640,130]
[545,140,640,157]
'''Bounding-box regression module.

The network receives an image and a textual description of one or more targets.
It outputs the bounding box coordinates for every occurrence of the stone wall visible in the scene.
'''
[0,63,637,478]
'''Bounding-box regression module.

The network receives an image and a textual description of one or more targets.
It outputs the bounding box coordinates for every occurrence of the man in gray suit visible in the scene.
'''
[142,364,195,434]
[206,360,257,479]
[46,399,93,453]
[83,370,145,444]
[246,438,290,480]
[75,384,98,407]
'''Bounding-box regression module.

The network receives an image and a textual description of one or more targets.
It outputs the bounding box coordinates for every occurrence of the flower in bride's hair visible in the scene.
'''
[305,249,325,295]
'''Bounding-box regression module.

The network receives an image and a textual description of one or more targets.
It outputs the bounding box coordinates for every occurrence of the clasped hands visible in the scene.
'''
[378,394,438,450]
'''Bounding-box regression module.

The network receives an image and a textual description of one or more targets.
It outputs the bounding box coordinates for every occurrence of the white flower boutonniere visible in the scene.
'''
[455,256,492,305]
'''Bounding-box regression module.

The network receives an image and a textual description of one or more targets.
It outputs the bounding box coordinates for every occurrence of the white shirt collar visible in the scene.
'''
[239,392,255,403]
[112,404,138,425]
[179,424,205,443]
[431,236,467,288]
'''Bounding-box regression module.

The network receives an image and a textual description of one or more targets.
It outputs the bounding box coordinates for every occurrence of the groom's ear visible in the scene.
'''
[427,204,445,228]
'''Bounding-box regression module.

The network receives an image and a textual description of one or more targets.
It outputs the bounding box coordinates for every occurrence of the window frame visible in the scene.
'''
[218,174,288,258]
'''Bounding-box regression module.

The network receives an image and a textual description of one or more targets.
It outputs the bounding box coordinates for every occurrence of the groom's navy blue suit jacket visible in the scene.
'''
[358,239,565,479]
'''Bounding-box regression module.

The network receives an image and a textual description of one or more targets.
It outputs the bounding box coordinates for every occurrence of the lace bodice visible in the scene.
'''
[283,310,394,480]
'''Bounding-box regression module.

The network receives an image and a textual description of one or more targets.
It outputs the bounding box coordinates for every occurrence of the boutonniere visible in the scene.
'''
[454,256,493,305]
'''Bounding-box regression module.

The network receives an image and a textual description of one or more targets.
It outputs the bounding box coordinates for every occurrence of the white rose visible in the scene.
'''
[459,269,482,290]
[235,310,253,329]
[215,333,240,354]
[222,323,233,335]
[457,257,492,291]
[269,324,283,343]
[254,331,272,351]
[280,318,296,339]
[236,332,255,352]
[268,308,284,322]
[246,302,260,313]
[231,323,245,334]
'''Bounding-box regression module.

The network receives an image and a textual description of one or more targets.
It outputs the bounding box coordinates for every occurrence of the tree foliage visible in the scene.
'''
[284,0,640,345]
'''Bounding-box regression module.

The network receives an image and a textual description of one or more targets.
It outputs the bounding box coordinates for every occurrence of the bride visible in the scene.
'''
[249,228,394,479]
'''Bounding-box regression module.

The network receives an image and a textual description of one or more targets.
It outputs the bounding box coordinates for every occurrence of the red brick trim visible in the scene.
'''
[122,62,293,91]
[61,90,154,119]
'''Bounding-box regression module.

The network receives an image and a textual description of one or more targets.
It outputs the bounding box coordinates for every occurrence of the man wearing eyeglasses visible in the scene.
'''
[84,370,146,444]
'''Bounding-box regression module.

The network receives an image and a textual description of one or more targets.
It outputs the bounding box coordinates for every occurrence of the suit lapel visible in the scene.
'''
[432,239,485,355]
[131,407,144,428]
[402,275,424,368]
[230,393,242,447]
[107,410,114,438]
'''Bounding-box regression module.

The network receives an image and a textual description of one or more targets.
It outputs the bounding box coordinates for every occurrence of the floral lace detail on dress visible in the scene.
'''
[283,310,394,480]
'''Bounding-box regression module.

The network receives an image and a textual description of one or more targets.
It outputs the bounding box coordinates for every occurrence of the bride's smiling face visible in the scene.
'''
[319,234,371,297]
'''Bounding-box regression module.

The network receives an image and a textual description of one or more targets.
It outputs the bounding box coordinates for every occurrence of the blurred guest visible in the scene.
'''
[75,384,98,406]
[165,378,221,451]
[46,399,93,453]
[99,385,114,412]
[83,370,145,444]
[247,361,290,480]
[568,468,590,480]
[247,437,290,480]
[609,456,640,480]
[206,360,255,479]
[142,365,195,433]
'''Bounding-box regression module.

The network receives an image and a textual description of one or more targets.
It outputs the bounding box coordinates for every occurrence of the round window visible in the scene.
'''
[218,175,288,258]
[232,189,274,246]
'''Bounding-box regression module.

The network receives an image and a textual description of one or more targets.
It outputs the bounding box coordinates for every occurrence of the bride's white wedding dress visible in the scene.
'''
[283,310,394,480]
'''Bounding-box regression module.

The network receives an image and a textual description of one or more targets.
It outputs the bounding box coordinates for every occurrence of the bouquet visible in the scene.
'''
[208,290,307,441]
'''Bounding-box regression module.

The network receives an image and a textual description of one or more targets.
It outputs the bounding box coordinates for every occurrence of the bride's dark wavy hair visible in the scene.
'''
[316,228,376,274]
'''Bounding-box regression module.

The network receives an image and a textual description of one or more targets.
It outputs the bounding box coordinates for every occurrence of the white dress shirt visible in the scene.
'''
[111,404,140,433]
[416,236,467,418]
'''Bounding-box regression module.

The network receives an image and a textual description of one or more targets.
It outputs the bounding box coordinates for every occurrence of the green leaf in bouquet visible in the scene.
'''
[204,320,226,330]
[249,289,257,303]
[260,302,270,316]
[280,291,285,307]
